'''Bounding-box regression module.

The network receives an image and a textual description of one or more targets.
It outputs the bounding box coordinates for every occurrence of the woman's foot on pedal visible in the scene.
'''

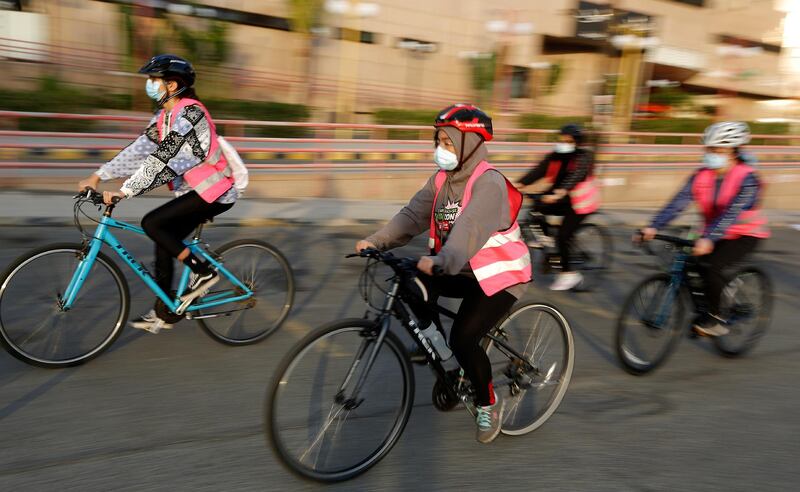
[177,270,219,313]
[129,309,174,334]
[692,313,729,337]
[476,391,504,444]
[550,271,583,291]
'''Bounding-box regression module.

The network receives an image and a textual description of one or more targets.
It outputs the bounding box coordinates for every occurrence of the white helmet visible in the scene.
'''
[702,121,751,147]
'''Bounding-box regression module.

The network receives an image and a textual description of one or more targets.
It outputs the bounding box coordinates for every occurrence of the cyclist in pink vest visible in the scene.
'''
[641,122,769,337]
[77,55,236,333]
[355,104,531,444]
[516,124,600,291]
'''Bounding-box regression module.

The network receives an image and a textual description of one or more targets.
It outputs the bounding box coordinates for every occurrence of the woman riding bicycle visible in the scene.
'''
[355,104,531,444]
[77,54,237,334]
[515,123,600,291]
[641,121,770,337]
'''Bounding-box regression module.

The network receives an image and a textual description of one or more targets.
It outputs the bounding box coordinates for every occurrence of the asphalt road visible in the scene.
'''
[0,224,798,491]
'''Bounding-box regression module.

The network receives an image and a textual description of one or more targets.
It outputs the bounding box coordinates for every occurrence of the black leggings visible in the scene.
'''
[416,274,517,407]
[535,198,588,272]
[696,236,760,315]
[141,191,234,293]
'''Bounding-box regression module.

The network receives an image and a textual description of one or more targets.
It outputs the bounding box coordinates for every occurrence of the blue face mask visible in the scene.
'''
[434,146,459,171]
[145,79,166,101]
[703,152,728,169]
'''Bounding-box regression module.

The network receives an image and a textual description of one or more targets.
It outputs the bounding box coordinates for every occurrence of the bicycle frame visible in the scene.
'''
[61,214,253,314]
[342,273,535,403]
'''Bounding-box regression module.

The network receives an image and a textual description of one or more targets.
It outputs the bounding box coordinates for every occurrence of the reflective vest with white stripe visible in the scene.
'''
[156,98,233,203]
[543,157,600,214]
[691,163,770,240]
[428,161,532,296]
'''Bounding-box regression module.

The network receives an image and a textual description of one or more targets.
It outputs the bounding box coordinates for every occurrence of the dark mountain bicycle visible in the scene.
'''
[519,193,613,290]
[266,249,574,482]
[616,233,772,375]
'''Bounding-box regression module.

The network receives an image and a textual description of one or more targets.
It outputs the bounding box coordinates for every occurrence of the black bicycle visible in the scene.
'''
[519,193,613,290]
[616,234,772,375]
[266,249,574,482]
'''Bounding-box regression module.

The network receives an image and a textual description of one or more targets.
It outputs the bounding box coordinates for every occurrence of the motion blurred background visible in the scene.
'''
[1,0,799,208]
[2,3,800,491]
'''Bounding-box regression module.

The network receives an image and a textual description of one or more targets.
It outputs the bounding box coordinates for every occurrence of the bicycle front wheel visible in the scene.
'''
[266,319,414,482]
[197,239,294,345]
[485,303,574,436]
[713,267,772,357]
[616,273,685,375]
[0,243,129,368]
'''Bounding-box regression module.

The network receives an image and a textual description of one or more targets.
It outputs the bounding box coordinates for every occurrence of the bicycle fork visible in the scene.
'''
[335,281,400,409]
[62,233,105,310]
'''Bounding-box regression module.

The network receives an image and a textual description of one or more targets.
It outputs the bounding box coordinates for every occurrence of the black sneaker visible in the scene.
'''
[692,313,729,337]
[177,271,219,314]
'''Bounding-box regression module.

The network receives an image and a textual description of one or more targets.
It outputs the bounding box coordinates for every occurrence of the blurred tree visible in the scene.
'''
[649,87,692,108]
[545,62,563,95]
[287,0,326,104]
[470,53,496,106]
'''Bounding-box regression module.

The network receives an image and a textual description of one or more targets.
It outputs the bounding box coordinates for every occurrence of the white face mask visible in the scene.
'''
[703,152,729,169]
[434,146,459,171]
[554,142,576,154]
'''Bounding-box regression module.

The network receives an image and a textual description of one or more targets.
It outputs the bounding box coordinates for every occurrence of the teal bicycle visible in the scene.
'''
[0,189,295,368]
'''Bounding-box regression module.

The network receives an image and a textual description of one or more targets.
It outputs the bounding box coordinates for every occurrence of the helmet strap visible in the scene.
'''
[158,85,187,107]
[458,135,482,167]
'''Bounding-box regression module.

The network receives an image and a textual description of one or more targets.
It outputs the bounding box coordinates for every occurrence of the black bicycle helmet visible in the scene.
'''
[559,123,584,144]
[138,54,196,87]
[434,104,494,142]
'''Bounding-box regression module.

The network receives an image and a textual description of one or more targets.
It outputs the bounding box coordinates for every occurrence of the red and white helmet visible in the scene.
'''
[434,104,494,142]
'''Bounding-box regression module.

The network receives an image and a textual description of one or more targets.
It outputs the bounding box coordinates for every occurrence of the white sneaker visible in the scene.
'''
[550,271,583,291]
[129,309,174,334]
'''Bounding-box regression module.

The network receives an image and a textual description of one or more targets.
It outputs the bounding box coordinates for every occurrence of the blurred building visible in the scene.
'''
[0,0,797,121]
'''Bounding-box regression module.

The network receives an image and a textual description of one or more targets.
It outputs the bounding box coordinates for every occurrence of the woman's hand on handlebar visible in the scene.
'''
[355,239,377,254]
[78,174,100,193]
[417,256,436,276]
[103,190,125,205]
[692,237,714,256]
[635,227,657,243]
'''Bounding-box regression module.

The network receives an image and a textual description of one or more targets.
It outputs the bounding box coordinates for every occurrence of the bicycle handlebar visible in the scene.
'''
[348,248,443,277]
[73,187,122,206]
[653,234,695,248]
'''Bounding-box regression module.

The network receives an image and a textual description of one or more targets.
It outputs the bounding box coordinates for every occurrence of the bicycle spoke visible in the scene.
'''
[299,403,347,466]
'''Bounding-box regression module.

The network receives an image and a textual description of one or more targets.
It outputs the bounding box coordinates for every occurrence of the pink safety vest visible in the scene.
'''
[156,98,233,203]
[692,163,770,240]
[543,158,600,214]
[428,161,532,296]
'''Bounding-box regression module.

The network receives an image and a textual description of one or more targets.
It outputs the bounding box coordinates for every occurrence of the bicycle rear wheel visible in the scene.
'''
[484,303,574,435]
[616,273,685,375]
[266,319,414,482]
[569,222,613,290]
[196,239,294,345]
[712,267,772,357]
[0,243,129,368]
